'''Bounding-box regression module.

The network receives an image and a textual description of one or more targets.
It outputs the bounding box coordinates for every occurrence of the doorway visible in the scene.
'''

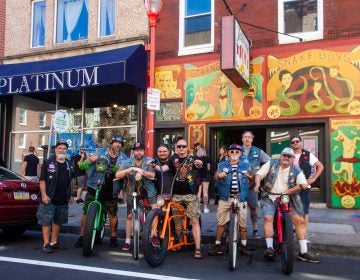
[156,128,185,155]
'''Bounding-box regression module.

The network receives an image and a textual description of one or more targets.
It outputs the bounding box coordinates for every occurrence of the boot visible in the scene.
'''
[240,244,252,257]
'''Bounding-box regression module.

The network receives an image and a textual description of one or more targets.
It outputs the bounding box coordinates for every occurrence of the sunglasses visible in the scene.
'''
[291,140,300,144]
[282,154,293,158]
[176,145,187,149]
[229,150,240,154]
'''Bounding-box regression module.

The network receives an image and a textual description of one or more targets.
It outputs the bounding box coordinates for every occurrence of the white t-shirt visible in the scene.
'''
[257,161,307,202]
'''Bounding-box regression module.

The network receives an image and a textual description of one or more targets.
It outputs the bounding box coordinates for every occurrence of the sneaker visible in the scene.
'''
[208,244,223,256]
[253,230,261,239]
[42,243,53,253]
[264,247,275,261]
[75,236,83,248]
[50,242,60,249]
[239,244,252,257]
[76,198,84,204]
[122,242,131,251]
[297,252,320,263]
[203,207,210,214]
[110,237,118,248]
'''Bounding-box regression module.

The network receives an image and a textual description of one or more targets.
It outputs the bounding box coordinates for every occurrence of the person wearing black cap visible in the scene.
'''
[75,134,128,249]
[115,142,156,251]
[209,143,252,257]
[290,135,324,242]
[254,147,320,263]
[71,146,87,204]
[37,139,75,253]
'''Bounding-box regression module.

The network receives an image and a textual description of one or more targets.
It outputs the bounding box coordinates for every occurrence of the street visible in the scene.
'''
[0,230,358,280]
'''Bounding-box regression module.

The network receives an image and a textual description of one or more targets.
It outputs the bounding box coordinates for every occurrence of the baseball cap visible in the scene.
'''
[290,135,302,141]
[228,143,241,151]
[281,147,295,157]
[56,139,68,148]
[110,134,124,144]
[132,142,145,150]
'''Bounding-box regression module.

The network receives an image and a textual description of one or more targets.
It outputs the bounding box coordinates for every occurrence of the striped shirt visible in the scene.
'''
[230,164,239,196]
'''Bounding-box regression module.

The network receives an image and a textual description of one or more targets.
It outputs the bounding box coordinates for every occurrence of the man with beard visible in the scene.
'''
[37,140,75,253]
[115,142,156,251]
[75,135,128,248]
[154,144,173,195]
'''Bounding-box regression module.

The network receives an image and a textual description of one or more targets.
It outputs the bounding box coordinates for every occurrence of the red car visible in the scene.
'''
[0,166,40,235]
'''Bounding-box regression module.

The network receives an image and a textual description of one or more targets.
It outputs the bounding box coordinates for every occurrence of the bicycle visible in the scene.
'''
[261,188,295,275]
[82,181,106,257]
[227,194,240,271]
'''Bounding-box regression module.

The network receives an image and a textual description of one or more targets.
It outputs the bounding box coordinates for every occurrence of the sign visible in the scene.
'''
[53,110,69,133]
[221,15,250,87]
[147,88,161,110]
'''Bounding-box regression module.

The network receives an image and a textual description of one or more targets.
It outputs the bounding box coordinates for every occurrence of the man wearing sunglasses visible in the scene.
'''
[254,147,320,263]
[209,143,252,257]
[290,135,324,244]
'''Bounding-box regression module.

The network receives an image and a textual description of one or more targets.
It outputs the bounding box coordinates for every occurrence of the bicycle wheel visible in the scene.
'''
[83,203,100,257]
[142,208,168,267]
[281,212,295,275]
[228,210,238,271]
[95,213,106,244]
[132,210,140,260]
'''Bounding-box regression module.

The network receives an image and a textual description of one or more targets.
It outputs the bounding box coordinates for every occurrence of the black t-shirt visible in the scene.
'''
[168,154,195,195]
[24,154,39,176]
[195,155,209,178]
[52,162,70,206]
[154,159,173,195]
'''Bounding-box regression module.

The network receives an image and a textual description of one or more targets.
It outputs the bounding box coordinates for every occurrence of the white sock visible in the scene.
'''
[241,240,246,246]
[299,239,307,254]
[265,238,273,249]
[125,238,131,244]
[215,240,221,245]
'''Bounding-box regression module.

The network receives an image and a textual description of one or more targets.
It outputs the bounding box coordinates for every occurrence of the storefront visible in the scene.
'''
[0,44,147,173]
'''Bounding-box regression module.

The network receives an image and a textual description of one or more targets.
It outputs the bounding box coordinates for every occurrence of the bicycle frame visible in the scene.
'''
[86,186,104,231]
[273,195,291,246]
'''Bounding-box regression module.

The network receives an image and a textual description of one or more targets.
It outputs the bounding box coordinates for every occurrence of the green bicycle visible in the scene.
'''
[83,180,107,257]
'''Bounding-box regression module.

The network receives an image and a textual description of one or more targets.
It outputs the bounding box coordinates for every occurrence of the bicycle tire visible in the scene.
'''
[142,208,168,267]
[132,210,140,260]
[95,213,106,244]
[281,212,295,275]
[228,210,238,271]
[83,203,100,257]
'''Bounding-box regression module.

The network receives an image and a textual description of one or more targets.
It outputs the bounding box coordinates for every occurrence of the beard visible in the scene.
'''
[230,155,239,161]
[57,153,66,160]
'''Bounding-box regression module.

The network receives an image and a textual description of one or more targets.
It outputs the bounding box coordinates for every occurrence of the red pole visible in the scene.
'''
[145,14,157,158]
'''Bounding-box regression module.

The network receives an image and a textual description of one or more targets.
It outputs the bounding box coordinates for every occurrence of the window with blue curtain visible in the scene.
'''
[99,0,115,37]
[56,0,89,43]
[31,0,46,47]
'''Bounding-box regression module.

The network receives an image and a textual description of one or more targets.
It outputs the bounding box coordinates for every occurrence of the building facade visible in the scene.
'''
[153,0,360,209]
[0,0,150,172]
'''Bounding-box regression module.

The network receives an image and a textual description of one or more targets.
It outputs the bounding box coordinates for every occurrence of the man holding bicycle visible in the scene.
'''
[209,143,252,257]
[75,135,128,248]
[254,147,320,263]
[115,142,156,251]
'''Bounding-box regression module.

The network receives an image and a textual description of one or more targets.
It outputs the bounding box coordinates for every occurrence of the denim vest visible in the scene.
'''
[87,147,128,195]
[241,145,264,173]
[216,156,250,202]
[120,156,157,199]
[263,159,304,216]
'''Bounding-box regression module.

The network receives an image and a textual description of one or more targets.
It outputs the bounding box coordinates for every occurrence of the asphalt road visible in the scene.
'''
[0,230,358,280]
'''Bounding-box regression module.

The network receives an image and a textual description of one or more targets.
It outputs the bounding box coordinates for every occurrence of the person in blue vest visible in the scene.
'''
[209,143,252,257]
[254,147,320,263]
[37,139,75,253]
[241,130,270,239]
[74,135,128,249]
[290,135,324,240]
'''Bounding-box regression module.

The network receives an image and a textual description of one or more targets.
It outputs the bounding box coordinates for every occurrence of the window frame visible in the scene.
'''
[178,0,214,56]
[18,134,26,149]
[278,0,323,44]
[31,0,46,48]
[98,0,116,37]
[19,109,27,126]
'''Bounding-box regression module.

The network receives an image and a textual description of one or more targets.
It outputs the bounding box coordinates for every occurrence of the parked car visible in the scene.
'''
[0,166,40,236]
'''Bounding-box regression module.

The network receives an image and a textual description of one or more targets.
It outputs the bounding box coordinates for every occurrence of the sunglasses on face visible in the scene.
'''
[176,145,187,149]
[291,140,300,144]
[229,150,240,154]
[282,154,293,158]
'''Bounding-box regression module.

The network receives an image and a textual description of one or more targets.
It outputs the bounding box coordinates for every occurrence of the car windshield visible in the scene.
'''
[0,167,23,180]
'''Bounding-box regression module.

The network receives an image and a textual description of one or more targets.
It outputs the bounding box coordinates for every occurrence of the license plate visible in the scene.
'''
[14,191,30,200]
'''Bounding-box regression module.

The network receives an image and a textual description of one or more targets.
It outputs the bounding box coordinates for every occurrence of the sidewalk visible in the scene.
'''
[60,199,360,257]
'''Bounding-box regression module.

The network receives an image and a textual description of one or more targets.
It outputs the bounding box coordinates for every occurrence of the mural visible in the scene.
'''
[267,46,360,119]
[155,65,183,99]
[330,118,360,209]
[188,124,206,151]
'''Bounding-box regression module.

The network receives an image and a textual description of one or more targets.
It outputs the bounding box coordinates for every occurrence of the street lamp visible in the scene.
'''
[144,0,162,158]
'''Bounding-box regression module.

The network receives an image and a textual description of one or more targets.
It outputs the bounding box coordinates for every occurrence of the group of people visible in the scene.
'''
[35,131,323,264]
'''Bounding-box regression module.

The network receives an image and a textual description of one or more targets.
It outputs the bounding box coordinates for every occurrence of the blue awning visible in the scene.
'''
[0,44,147,95]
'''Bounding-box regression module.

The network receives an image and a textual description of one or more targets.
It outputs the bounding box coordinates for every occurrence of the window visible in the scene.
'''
[99,0,115,37]
[38,134,46,147]
[56,0,89,43]
[179,0,214,56]
[31,0,46,47]
[39,112,46,127]
[19,109,27,125]
[18,134,26,149]
[278,0,323,44]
